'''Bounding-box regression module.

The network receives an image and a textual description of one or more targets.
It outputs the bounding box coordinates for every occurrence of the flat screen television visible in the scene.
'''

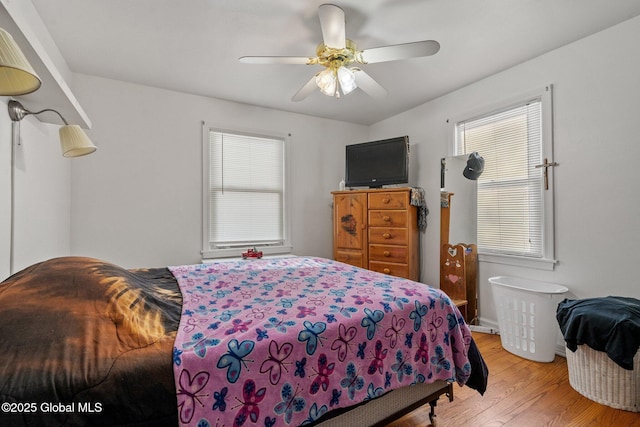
[345,136,409,188]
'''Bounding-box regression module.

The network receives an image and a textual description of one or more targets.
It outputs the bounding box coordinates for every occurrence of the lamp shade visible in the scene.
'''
[0,28,41,95]
[59,125,97,157]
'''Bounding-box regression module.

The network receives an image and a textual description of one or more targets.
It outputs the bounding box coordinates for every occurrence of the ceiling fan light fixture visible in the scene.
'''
[316,67,337,96]
[337,66,357,95]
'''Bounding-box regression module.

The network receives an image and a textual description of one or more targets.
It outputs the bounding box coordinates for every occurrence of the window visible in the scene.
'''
[202,126,291,258]
[453,86,556,269]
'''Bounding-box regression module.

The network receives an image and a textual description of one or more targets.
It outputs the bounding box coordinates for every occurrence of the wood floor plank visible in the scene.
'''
[386,332,640,427]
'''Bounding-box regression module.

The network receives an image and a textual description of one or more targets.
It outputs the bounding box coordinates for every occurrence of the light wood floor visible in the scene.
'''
[387,332,640,427]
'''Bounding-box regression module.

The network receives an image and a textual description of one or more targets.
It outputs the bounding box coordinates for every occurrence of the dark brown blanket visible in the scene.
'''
[0,257,182,426]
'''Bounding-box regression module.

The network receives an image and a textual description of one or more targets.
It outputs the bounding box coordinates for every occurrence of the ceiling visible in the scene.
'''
[30,0,640,125]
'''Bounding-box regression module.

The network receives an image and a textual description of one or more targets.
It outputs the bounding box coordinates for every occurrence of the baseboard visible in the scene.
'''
[469,325,500,334]
[556,343,567,357]
[470,317,500,335]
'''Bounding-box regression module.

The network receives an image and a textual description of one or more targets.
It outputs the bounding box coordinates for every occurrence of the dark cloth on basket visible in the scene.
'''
[556,296,640,370]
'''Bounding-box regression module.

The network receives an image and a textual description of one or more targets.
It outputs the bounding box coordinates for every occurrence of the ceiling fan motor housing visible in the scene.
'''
[315,39,363,69]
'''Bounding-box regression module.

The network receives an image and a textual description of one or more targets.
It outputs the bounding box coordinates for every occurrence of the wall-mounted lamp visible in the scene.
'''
[1,27,95,277]
[8,100,97,157]
[0,27,41,95]
[1,26,95,157]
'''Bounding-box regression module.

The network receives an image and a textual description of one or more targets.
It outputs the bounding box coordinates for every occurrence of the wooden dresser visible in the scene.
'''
[332,187,419,281]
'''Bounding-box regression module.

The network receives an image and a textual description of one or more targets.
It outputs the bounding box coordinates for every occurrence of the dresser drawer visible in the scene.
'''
[369,261,411,279]
[333,188,419,283]
[368,192,408,210]
[369,244,408,264]
[369,210,408,227]
[369,227,408,245]
[335,250,365,268]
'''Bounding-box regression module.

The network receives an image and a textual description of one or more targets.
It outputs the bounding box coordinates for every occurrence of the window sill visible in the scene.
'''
[201,245,293,260]
[478,253,557,271]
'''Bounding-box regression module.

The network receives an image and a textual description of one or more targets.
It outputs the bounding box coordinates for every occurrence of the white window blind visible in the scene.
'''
[455,100,544,258]
[207,130,285,249]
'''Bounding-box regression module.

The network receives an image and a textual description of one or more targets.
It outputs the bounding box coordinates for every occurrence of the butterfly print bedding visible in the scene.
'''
[169,257,474,427]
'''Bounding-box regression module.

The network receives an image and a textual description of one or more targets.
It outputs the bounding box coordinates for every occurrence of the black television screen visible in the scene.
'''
[345,136,409,188]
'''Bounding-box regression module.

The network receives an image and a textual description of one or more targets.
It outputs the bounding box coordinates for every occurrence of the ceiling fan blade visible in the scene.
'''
[353,69,387,99]
[292,73,320,102]
[239,56,314,65]
[360,40,440,64]
[318,4,346,49]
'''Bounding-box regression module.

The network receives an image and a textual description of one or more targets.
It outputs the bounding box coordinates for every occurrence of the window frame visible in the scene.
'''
[201,123,292,259]
[449,85,557,270]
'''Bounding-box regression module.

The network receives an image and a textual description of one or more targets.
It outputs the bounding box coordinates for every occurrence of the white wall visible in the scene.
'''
[5,14,639,332]
[369,15,640,327]
[0,98,72,280]
[12,115,72,272]
[0,99,11,279]
[68,75,368,269]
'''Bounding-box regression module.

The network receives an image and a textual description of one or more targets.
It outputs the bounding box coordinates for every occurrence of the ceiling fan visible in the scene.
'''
[239,3,440,101]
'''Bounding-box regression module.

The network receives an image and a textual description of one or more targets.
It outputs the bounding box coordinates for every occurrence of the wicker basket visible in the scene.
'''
[565,344,639,412]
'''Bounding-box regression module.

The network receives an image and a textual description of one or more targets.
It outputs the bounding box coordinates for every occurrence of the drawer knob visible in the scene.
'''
[383,233,391,239]
[382,215,391,222]
[383,268,391,274]
[383,251,391,257]
[382,198,390,204]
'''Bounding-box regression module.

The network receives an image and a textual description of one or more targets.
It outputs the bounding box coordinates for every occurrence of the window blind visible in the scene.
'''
[208,131,284,249]
[455,100,544,257]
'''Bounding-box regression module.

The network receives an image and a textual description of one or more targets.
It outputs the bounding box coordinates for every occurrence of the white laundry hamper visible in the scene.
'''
[489,276,568,362]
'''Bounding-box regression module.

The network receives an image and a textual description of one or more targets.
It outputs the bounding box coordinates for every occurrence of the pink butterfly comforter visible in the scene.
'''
[169,257,476,427]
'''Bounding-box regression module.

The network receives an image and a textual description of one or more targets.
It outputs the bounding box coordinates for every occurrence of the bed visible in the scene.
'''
[0,256,487,426]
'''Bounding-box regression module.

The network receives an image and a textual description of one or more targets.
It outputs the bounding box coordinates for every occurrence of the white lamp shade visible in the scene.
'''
[59,125,97,157]
[0,28,41,95]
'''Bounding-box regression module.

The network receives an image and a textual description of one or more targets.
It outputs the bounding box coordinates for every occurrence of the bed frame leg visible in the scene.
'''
[428,399,438,426]
[429,383,453,426]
